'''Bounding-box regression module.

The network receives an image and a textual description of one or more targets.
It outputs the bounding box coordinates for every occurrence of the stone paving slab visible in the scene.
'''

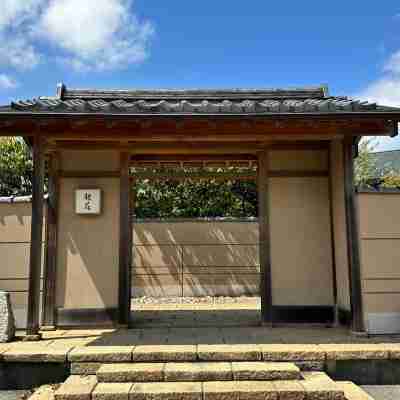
[55,376,97,400]
[198,345,262,361]
[131,345,197,362]
[164,362,232,382]
[260,345,325,361]
[231,362,300,381]
[272,381,305,400]
[202,381,278,400]
[69,347,135,363]
[27,386,56,400]
[300,372,345,400]
[2,347,68,362]
[71,363,106,375]
[130,382,202,400]
[336,382,374,400]
[97,363,165,383]
[92,383,133,400]
[321,344,390,360]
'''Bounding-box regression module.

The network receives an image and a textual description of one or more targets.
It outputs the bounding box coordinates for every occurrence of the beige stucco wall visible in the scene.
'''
[269,149,328,171]
[60,150,120,172]
[0,202,45,328]
[359,192,400,333]
[270,177,334,306]
[132,222,260,297]
[330,140,351,311]
[56,150,120,311]
[56,177,120,309]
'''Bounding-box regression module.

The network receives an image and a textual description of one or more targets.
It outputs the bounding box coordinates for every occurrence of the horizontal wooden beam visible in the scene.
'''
[130,169,328,181]
[60,171,120,178]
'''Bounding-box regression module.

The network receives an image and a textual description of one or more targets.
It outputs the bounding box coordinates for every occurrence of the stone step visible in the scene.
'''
[96,361,301,383]
[55,372,345,400]
[336,381,375,400]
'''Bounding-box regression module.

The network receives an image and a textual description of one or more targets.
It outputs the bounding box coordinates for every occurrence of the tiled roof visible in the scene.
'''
[2,84,400,115]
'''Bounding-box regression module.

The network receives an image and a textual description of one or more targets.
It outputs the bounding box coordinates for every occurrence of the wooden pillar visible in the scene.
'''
[343,138,365,333]
[26,135,45,339]
[42,152,59,329]
[118,152,132,326]
[257,150,273,323]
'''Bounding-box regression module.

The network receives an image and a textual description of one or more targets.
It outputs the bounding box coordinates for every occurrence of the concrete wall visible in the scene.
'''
[359,192,400,334]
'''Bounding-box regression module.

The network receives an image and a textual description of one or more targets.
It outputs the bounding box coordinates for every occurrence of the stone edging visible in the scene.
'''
[2,343,400,363]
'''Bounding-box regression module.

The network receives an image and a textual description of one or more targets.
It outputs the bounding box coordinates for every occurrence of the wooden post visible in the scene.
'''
[257,150,273,323]
[26,135,45,339]
[343,138,365,333]
[42,152,59,329]
[118,152,132,326]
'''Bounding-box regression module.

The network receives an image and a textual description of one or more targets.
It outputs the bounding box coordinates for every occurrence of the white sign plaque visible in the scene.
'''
[75,189,101,215]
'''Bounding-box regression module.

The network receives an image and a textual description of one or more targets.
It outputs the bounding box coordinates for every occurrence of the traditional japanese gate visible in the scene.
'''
[1,84,399,339]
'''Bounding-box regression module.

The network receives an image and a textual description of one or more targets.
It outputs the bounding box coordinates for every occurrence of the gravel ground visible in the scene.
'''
[131,296,260,305]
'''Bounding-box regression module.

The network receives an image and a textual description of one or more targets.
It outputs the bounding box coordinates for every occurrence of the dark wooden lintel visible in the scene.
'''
[59,171,120,178]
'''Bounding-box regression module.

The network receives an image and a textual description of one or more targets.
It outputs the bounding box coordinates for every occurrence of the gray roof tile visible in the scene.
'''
[2,85,400,115]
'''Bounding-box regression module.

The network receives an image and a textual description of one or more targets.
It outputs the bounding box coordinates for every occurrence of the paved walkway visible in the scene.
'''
[131,297,261,327]
[12,325,400,347]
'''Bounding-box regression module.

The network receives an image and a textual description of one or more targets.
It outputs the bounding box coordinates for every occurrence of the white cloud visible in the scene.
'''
[0,74,18,90]
[357,45,400,151]
[0,0,153,73]
[0,37,41,70]
[358,77,400,107]
[0,0,43,70]
[0,0,43,31]
[37,0,154,71]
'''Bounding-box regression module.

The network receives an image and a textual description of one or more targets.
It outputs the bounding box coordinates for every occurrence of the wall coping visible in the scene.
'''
[132,217,258,223]
[0,195,48,204]
[357,188,400,194]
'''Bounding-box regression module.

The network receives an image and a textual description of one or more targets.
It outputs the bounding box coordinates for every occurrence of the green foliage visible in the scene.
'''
[381,172,400,188]
[355,138,400,189]
[134,171,257,218]
[354,139,383,188]
[0,137,33,196]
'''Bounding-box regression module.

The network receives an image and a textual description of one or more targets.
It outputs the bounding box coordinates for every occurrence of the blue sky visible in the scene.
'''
[1,0,400,151]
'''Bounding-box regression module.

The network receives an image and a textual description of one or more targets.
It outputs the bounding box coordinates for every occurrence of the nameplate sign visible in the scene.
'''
[75,189,102,215]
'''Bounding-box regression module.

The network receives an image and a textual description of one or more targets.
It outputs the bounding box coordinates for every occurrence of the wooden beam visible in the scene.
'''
[42,152,60,329]
[328,146,339,326]
[118,152,132,326]
[26,135,45,339]
[131,154,258,163]
[59,171,120,178]
[130,170,328,181]
[257,150,273,323]
[343,138,365,333]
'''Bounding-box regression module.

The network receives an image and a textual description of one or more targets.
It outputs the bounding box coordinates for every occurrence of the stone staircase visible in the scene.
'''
[49,345,374,400]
